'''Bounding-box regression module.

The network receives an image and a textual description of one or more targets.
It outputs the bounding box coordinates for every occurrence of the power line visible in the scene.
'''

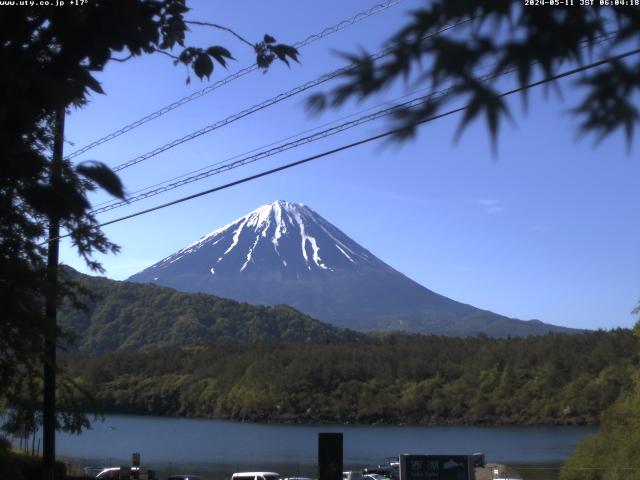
[109,19,473,173]
[91,74,492,214]
[46,47,637,247]
[93,96,436,213]
[90,30,620,214]
[64,0,406,161]
[90,85,439,211]
[74,48,638,234]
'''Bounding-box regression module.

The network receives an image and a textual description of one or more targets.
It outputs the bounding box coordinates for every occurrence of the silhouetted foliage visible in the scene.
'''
[0,450,66,480]
[0,0,297,434]
[308,1,640,146]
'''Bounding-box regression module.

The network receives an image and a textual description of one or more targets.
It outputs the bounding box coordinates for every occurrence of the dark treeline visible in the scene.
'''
[62,329,638,425]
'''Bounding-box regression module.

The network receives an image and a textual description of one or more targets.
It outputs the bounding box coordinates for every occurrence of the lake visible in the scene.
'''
[49,415,597,479]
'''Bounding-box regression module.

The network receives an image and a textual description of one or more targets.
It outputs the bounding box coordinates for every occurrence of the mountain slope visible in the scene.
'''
[59,269,364,353]
[129,200,579,337]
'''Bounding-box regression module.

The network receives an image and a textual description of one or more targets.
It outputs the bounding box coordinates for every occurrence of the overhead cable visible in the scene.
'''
[92,78,485,214]
[108,19,474,173]
[64,0,406,160]
[89,86,437,210]
[91,30,621,214]
[77,48,639,232]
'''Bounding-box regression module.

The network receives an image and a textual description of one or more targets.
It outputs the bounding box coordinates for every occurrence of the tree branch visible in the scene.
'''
[109,54,133,63]
[151,48,180,61]
[185,20,254,48]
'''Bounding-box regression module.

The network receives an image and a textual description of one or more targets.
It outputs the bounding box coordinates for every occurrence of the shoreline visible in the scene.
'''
[87,409,600,428]
[50,414,591,479]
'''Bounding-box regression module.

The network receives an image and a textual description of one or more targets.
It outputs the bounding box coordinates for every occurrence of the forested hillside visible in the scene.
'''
[63,329,638,425]
[560,322,640,480]
[58,270,364,352]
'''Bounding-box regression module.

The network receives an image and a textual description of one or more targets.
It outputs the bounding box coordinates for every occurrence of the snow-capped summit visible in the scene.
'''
[150,200,379,278]
[129,201,575,337]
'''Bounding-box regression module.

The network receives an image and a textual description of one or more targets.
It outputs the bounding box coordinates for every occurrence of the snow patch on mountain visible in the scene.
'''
[147,200,382,280]
[241,235,261,272]
[224,217,248,255]
[335,244,355,263]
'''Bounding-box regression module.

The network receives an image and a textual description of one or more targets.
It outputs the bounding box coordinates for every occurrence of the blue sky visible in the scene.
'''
[60,0,640,331]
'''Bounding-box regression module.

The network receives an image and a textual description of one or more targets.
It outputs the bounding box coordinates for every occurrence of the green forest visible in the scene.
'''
[58,270,364,352]
[63,329,638,426]
[559,322,640,480]
[48,270,640,475]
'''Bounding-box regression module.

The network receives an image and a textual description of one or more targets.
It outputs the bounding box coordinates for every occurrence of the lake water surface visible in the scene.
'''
[53,414,596,477]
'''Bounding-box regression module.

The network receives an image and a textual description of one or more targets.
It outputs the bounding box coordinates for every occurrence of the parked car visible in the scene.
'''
[362,469,394,479]
[342,471,363,480]
[95,466,156,480]
[363,459,398,480]
[363,474,390,480]
[231,472,280,480]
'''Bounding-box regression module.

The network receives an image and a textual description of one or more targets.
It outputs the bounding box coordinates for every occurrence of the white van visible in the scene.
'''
[95,467,155,480]
[231,472,280,480]
[343,471,363,480]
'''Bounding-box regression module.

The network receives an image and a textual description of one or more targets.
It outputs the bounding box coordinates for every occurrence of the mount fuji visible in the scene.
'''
[128,200,576,337]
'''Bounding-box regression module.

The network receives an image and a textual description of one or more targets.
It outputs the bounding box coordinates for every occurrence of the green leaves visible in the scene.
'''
[193,51,214,79]
[76,161,126,200]
[22,178,89,220]
[270,44,300,67]
[254,36,300,71]
[178,46,235,81]
[310,1,640,146]
[206,46,234,68]
[83,72,105,95]
[572,60,640,146]
[454,79,512,148]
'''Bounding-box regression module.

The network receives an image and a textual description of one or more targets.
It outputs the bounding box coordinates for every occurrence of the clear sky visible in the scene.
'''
[60,0,640,331]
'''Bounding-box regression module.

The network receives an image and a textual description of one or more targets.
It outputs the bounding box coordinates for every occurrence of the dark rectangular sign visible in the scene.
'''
[400,454,473,480]
[319,432,343,480]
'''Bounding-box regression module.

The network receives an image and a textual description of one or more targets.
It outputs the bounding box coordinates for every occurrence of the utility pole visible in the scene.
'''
[43,105,65,480]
